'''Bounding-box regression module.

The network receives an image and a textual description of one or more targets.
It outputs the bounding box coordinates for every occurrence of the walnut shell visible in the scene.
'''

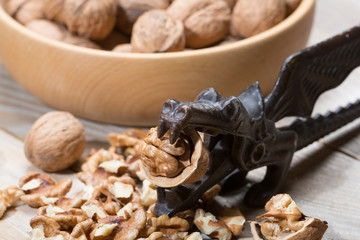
[231,0,286,38]
[43,0,65,24]
[25,19,67,41]
[6,0,45,25]
[116,0,170,35]
[167,0,231,48]
[131,9,185,53]
[24,111,85,172]
[112,43,133,53]
[140,130,209,188]
[63,0,117,40]
[250,218,328,240]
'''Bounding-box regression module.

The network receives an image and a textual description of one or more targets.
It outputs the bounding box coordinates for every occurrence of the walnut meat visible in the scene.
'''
[250,194,328,240]
[0,186,24,219]
[131,10,185,53]
[116,0,170,34]
[63,0,117,40]
[231,0,286,38]
[24,111,85,172]
[167,0,231,48]
[19,172,72,208]
[140,128,209,187]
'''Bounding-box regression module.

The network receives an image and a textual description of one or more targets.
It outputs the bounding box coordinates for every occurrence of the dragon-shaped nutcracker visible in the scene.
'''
[150,26,360,217]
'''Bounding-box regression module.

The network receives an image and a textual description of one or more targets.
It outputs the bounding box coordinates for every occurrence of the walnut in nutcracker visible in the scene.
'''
[24,111,85,172]
[62,0,117,40]
[231,0,286,38]
[139,127,209,188]
[167,0,231,48]
[116,0,170,35]
[131,9,185,53]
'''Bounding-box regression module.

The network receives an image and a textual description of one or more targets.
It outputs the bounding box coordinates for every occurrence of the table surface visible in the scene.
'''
[1,0,360,239]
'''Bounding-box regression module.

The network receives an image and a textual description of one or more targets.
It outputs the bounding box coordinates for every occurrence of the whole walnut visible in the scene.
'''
[6,0,45,25]
[24,111,85,172]
[112,43,132,53]
[25,19,67,41]
[116,0,170,35]
[25,19,101,49]
[231,0,286,38]
[63,0,117,40]
[43,0,65,24]
[131,9,185,53]
[167,0,231,48]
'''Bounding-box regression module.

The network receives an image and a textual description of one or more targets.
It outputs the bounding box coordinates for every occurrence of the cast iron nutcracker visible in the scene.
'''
[152,26,360,217]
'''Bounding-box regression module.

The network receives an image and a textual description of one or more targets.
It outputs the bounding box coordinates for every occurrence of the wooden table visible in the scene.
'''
[1,0,360,239]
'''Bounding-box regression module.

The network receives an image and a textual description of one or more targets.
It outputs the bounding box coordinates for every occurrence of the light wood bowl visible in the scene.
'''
[0,0,315,126]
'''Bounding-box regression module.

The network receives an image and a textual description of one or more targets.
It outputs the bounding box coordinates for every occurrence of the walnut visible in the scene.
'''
[112,43,133,53]
[250,194,328,240]
[96,30,130,50]
[108,129,147,148]
[184,232,202,240]
[140,128,209,188]
[167,0,231,48]
[116,0,170,35]
[30,215,63,238]
[63,35,102,49]
[194,209,232,240]
[231,0,286,38]
[62,0,117,40]
[81,200,109,220]
[218,207,245,236]
[131,10,185,53]
[70,219,95,239]
[113,207,147,240]
[37,204,89,230]
[5,0,45,25]
[19,172,72,208]
[151,215,189,234]
[0,186,24,219]
[25,19,67,41]
[140,180,157,207]
[24,111,85,172]
[43,0,65,24]
[201,184,221,204]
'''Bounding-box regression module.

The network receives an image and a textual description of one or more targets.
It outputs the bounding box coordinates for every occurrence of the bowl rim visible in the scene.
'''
[0,0,315,60]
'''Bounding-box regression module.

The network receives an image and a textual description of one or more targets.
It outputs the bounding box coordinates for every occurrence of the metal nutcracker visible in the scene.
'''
[153,26,360,217]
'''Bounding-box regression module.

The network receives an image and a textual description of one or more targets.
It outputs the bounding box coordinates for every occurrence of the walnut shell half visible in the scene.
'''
[250,218,328,240]
[140,129,209,188]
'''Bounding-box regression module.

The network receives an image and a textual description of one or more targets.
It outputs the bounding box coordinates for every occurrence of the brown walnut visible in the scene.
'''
[5,0,45,25]
[63,0,117,40]
[24,111,85,172]
[116,0,170,35]
[25,19,67,41]
[167,0,231,48]
[131,9,185,53]
[140,128,209,188]
[231,0,286,38]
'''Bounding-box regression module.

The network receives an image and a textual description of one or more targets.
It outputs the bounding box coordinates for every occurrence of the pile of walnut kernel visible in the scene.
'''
[5,0,302,53]
[0,129,248,240]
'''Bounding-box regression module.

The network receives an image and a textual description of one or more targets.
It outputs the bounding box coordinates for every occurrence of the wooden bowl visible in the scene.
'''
[0,0,315,126]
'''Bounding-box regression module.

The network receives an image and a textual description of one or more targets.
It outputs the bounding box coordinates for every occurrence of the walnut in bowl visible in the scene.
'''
[0,0,315,126]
